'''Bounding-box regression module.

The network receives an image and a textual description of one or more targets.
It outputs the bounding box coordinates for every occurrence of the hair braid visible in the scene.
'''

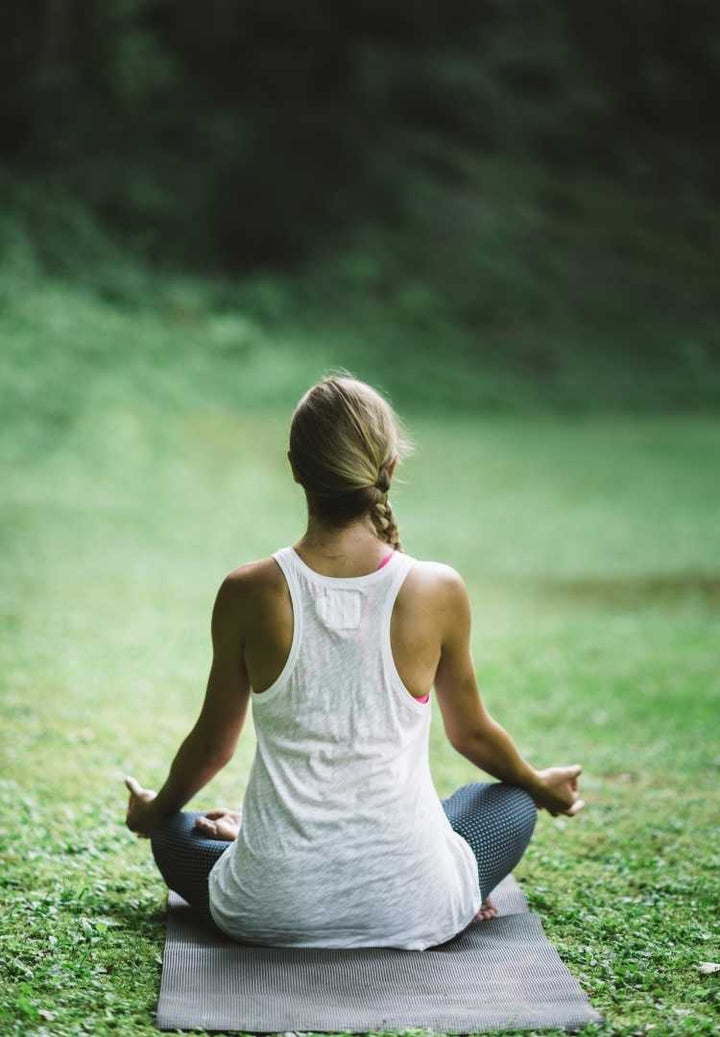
[288,370,415,550]
[369,491,402,550]
[368,460,403,550]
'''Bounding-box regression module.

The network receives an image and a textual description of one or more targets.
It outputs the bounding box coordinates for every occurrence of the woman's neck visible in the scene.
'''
[294,517,392,577]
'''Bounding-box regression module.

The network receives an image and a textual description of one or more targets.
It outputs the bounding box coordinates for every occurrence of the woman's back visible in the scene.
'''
[207,545,483,949]
[238,544,451,705]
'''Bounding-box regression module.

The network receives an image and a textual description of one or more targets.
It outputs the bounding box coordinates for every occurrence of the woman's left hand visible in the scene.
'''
[194,809,243,841]
[124,775,166,838]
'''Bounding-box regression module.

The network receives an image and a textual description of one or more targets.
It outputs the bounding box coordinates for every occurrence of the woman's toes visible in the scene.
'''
[473,895,498,922]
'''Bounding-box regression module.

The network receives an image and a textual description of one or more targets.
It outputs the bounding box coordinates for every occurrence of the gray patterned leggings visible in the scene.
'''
[150,780,538,930]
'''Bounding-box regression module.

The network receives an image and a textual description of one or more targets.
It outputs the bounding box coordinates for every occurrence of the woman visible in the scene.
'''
[125,372,584,950]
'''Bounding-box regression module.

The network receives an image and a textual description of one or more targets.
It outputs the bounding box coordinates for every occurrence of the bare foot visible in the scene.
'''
[472,896,497,922]
[194,809,242,841]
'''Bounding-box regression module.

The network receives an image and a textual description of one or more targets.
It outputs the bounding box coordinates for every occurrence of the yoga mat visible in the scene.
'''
[156,874,604,1033]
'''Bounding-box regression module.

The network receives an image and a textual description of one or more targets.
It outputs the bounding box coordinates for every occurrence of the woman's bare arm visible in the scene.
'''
[433,566,583,816]
[151,572,252,816]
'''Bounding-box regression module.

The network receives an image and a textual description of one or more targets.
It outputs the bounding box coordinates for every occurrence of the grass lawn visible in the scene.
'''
[1,287,718,1035]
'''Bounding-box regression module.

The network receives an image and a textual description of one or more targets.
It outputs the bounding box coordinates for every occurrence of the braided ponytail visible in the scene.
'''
[288,370,415,550]
[368,463,403,550]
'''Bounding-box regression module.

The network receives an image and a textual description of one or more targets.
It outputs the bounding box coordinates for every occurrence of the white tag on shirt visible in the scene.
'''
[315,588,362,630]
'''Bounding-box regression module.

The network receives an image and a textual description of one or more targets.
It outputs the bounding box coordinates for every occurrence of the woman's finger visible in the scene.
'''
[125,775,155,799]
[132,784,156,802]
[214,818,240,840]
[204,808,232,819]
[566,799,585,815]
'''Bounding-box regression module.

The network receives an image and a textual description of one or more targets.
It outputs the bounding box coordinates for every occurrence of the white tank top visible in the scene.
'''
[207,545,482,950]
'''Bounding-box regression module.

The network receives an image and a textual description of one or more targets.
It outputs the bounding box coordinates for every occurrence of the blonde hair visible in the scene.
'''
[288,370,415,551]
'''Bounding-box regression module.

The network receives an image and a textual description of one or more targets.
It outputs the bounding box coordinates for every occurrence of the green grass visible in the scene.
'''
[1,282,719,1036]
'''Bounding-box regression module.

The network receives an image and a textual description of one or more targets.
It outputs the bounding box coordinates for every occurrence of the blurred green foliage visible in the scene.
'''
[5,1,719,266]
[2,1,720,408]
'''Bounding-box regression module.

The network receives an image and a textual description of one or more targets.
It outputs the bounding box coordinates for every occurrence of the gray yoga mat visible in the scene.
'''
[156,873,603,1033]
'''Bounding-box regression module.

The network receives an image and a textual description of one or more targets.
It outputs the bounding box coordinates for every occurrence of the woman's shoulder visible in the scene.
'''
[400,555,470,602]
[221,555,282,583]
[214,556,288,615]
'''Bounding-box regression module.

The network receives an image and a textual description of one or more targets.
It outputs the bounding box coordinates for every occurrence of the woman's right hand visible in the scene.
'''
[531,764,585,816]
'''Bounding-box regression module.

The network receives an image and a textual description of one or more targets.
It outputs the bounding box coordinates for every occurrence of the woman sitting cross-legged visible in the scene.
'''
[124,372,584,950]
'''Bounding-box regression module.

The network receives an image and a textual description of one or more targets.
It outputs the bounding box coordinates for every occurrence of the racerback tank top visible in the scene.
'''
[207,545,483,949]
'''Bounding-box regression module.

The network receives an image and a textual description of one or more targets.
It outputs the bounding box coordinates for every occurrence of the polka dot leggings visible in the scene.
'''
[149,780,538,929]
[440,780,538,900]
[151,810,226,927]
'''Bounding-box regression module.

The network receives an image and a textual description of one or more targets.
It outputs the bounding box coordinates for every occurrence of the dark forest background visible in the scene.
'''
[2,0,720,410]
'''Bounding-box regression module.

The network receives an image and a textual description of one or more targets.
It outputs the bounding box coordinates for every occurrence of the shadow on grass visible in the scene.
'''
[525,570,720,610]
